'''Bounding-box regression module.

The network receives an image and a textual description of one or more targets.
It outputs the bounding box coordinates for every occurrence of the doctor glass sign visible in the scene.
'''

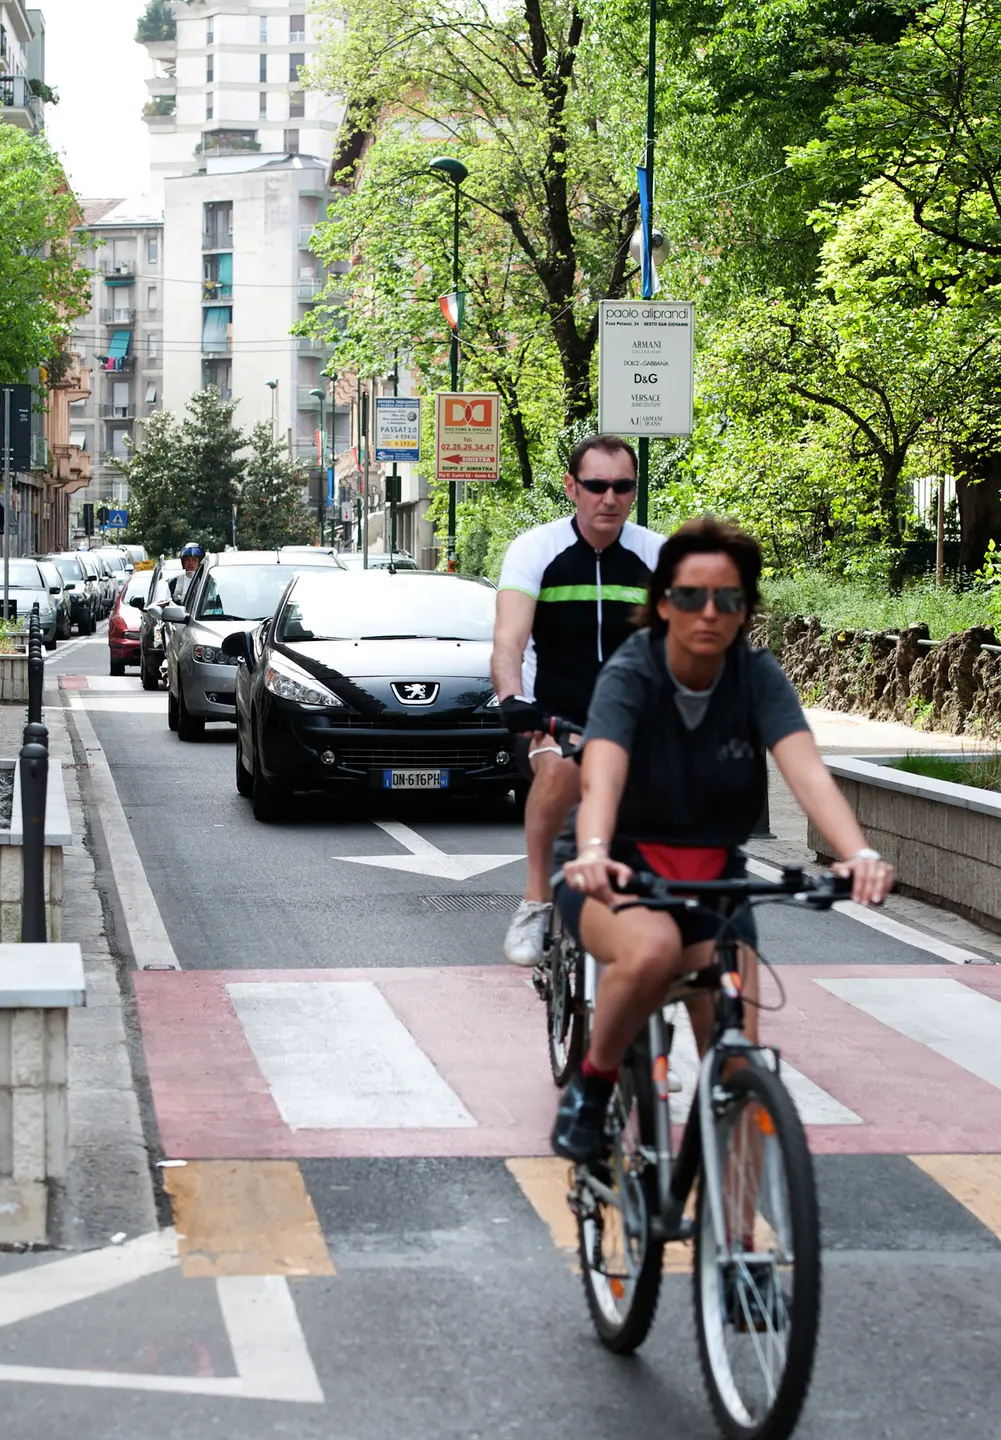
[598,300,695,437]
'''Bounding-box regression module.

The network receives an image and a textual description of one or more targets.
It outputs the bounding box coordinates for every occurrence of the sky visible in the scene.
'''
[40,0,152,201]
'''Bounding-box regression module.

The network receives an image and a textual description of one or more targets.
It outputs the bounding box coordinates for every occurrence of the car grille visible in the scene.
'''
[339,747,499,769]
[330,715,498,729]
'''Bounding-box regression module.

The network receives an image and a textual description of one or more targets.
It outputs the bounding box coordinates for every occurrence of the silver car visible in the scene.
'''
[1,558,61,647]
[162,550,345,741]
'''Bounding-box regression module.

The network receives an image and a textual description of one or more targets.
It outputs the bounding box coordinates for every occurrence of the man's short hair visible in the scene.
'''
[566,433,639,480]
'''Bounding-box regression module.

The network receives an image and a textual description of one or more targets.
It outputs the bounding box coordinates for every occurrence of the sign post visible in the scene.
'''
[434,393,501,484]
[598,301,695,440]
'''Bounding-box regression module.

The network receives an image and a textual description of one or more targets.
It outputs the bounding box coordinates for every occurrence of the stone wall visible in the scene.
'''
[754,615,1001,735]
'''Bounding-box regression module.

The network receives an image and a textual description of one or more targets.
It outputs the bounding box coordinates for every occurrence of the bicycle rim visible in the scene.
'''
[577,1064,663,1352]
[547,932,585,1086]
[694,1066,821,1440]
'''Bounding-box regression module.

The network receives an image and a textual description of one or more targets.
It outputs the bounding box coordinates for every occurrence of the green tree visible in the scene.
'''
[238,423,317,548]
[0,127,90,383]
[114,409,186,558]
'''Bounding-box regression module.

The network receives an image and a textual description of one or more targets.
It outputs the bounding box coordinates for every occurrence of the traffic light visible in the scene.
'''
[97,505,110,529]
[82,502,94,536]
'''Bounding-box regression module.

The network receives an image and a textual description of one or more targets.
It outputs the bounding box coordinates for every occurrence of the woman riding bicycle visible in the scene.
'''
[552,516,895,1162]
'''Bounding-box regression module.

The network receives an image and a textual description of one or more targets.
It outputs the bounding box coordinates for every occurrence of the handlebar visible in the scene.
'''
[613,866,855,911]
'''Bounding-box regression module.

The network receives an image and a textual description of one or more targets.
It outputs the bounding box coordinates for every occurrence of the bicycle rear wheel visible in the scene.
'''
[577,1038,663,1353]
[546,914,587,1087]
[693,1064,821,1440]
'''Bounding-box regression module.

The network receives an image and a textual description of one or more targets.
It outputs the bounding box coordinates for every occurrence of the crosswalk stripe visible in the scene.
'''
[910,1155,1001,1242]
[164,1161,335,1278]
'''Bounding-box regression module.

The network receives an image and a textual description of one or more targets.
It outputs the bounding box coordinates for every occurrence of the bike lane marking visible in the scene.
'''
[909,1155,1001,1242]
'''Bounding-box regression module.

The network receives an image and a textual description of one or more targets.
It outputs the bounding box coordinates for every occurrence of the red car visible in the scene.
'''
[108,570,151,676]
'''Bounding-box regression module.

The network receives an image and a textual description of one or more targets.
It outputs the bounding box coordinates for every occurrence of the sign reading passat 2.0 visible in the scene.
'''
[434,392,500,480]
[598,301,694,438]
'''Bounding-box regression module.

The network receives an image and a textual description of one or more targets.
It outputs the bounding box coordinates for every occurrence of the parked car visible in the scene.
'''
[224,569,513,820]
[94,549,132,595]
[121,543,148,566]
[161,550,344,741]
[77,551,109,619]
[279,546,346,565]
[138,557,183,690]
[0,559,60,649]
[35,559,72,639]
[337,552,420,571]
[108,570,154,675]
[36,552,98,634]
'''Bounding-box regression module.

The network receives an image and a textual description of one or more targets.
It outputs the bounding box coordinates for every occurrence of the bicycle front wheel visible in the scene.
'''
[693,1064,821,1440]
[546,917,587,1087]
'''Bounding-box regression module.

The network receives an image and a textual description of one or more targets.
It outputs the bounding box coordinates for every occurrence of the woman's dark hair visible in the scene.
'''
[636,516,762,637]
[566,433,638,479]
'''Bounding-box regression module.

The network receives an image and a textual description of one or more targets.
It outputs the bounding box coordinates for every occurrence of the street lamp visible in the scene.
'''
[265,378,278,442]
[309,383,327,545]
[429,154,468,569]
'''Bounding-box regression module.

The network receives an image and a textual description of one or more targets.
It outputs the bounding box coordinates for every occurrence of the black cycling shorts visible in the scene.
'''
[554,849,758,953]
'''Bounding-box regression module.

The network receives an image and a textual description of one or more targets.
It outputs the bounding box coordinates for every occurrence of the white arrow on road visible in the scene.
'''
[334,821,523,881]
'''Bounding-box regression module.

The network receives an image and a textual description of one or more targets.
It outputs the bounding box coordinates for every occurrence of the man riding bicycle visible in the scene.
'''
[551,516,895,1162]
[491,435,663,967]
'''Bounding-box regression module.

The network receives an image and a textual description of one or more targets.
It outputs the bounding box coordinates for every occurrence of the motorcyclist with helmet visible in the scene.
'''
[169,542,205,603]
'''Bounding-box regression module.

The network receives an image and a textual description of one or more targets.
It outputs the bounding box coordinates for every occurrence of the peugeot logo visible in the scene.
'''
[392,681,440,706]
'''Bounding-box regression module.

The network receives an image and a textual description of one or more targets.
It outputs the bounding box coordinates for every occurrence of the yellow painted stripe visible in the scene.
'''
[506,1157,693,1273]
[165,1161,335,1278]
[910,1154,1001,1240]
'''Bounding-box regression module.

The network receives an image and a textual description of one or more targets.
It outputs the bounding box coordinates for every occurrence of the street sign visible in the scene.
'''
[598,300,695,437]
[341,502,353,523]
[0,384,32,473]
[107,508,128,529]
[434,393,500,481]
[375,397,421,463]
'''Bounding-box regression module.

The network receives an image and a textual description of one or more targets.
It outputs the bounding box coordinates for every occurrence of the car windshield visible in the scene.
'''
[37,563,61,591]
[6,560,45,590]
[277,572,496,642]
[123,572,152,605]
[194,564,337,622]
[50,556,84,583]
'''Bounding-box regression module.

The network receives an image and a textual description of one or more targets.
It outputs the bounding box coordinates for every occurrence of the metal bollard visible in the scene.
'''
[27,603,43,726]
[22,720,49,752]
[19,739,48,943]
[751,778,774,839]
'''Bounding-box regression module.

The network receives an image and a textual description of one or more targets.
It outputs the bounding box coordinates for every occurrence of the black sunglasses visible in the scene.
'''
[575,477,638,496]
[668,585,746,615]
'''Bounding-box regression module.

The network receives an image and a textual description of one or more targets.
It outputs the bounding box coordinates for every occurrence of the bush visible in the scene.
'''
[136,0,176,44]
[763,571,991,640]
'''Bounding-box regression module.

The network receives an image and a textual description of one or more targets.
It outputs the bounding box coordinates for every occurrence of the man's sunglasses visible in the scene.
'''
[668,585,746,614]
[575,477,638,496]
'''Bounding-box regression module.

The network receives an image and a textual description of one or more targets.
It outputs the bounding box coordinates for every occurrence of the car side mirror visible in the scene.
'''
[221,630,252,664]
[160,603,189,624]
[49,585,61,595]
[129,595,146,609]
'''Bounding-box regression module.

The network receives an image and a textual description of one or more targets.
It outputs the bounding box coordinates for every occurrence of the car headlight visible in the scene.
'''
[193,644,239,665]
[486,692,500,707]
[264,654,344,708]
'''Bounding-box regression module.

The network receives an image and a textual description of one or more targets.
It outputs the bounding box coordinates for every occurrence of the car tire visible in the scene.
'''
[140,653,159,691]
[251,730,282,821]
[45,638,56,653]
[77,612,91,636]
[177,683,205,742]
[235,732,253,798]
[110,658,125,677]
[167,684,179,732]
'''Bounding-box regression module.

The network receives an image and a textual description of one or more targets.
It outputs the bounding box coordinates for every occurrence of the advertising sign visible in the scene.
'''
[434,393,501,481]
[0,384,32,473]
[375,397,422,464]
[598,301,694,437]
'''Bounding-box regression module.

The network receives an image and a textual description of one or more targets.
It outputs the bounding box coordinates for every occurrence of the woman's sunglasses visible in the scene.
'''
[667,585,746,614]
[575,478,638,496]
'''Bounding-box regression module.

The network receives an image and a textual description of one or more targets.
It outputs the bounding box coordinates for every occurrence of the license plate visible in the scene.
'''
[382,769,449,790]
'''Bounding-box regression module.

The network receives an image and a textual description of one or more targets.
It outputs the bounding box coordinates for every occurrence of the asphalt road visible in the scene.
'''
[1,630,999,1440]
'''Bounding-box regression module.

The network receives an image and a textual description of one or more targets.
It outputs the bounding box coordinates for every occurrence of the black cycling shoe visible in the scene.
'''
[723,1258,783,1333]
[551,1069,613,1163]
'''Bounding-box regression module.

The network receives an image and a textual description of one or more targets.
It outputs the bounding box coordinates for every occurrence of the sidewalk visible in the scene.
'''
[0,691,155,1249]
[749,706,1001,960]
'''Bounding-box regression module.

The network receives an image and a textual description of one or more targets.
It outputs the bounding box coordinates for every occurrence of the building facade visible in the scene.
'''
[68,200,164,531]
[0,2,43,132]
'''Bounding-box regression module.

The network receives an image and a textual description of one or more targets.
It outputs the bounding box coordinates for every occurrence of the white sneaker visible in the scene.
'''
[503,900,552,967]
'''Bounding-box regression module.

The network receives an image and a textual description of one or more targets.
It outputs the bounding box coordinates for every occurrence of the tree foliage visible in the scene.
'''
[237,423,316,549]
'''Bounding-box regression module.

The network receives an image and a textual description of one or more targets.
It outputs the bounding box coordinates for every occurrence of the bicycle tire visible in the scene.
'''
[547,921,587,1087]
[693,1064,821,1440]
[577,1044,663,1353]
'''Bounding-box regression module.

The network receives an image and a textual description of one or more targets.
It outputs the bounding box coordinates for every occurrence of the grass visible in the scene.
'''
[762,572,993,640]
[891,753,1001,792]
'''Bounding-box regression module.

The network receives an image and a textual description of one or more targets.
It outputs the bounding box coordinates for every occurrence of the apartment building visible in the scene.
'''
[0,3,43,132]
[68,199,165,527]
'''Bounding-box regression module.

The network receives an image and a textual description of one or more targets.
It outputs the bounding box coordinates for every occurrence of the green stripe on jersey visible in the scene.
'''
[538,583,647,604]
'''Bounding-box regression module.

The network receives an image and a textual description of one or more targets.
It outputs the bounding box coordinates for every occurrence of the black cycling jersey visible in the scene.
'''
[497,515,663,725]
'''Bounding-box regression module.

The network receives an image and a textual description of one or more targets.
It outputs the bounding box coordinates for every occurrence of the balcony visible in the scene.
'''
[297,336,335,354]
[97,356,135,375]
[52,354,91,400]
[100,308,137,325]
[0,75,43,131]
[101,404,136,420]
[53,445,91,493]
[101,261,137,281]
[30,434,48,470]
[202,283,233,305]
[145,74,176,97]
[297,386,324,410]
[298,224,318,250]
[298,277,324,301]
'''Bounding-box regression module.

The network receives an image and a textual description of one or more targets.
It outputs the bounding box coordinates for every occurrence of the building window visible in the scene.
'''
[145,383,158,405]
[207,56,214,83]
[204,201,234,249]
[147,285,159,311]
[207,18,214,44]
[147,236,159,265]
[284,129,300,155]
[290,53,305,82]
[259,53,267,82]
[148,332,160,359]
[289,90,305,119]
[290,14,306,42]
[207,94,214,120]
[259,15,267,43]
[259,91,267,119]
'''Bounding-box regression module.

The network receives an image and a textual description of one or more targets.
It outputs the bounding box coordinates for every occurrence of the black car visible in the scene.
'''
[37,552,98,634]
[138,557,183,689]
[224,569,514,821]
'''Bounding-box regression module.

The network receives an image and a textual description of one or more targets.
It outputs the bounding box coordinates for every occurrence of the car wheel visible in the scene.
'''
[77,612,91,636]
[167,684,179,732]
[177,683,205,742]
[235,731,253,798]
[110,658,125,677]
[140,653,159,691]
[251,729,282,821]
[45,638,57,653]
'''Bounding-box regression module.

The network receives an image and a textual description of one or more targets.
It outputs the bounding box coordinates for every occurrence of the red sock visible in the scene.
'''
[582,1054,619,1085]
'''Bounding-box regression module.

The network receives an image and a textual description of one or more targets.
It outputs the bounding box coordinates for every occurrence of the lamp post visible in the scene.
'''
[429,154,468,569]
[265,378,278,442]
[310,384,326,545]
[637,0,657,527]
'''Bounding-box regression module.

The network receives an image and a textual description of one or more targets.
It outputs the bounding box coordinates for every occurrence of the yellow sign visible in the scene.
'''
[434,392,500,481]
[135,560,155,571]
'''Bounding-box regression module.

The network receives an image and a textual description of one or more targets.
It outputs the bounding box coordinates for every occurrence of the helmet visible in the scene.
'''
[180,543,205,559]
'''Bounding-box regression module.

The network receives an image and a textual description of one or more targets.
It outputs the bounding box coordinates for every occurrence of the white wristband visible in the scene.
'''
[851,848,882,861]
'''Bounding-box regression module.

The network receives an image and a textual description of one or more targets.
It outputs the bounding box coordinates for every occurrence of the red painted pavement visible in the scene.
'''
[59,675,89,689]
[133,964,1001,1160]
